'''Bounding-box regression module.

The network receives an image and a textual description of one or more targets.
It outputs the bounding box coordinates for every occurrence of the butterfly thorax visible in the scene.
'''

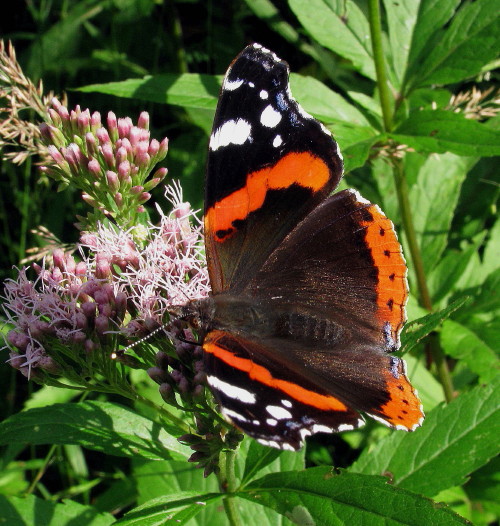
[181,294,344,346]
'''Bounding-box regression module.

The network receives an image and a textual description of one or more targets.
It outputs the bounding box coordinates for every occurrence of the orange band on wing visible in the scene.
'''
[205,152,330,241]
[204,332,348,412]
[360,205,408,343]
[379,367,424,429]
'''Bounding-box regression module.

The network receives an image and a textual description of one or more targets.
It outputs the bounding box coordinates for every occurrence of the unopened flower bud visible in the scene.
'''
[71,331,86,344]
[95,314,109,336]
[75,261,87,276]
[65,254,76,274]
[118,117,132,138]
[95,254,111,279]
[117,161,131,181]
[85,339,97,353]
[114,192,123,208]
[148,367,169,384]
[77,111,90,134]
[106,171,119,192]
[138,192,151,204]
[82,193,99,208]
[138,111,149,130]
[101,143,115,168]
[159,383,174,402]
[52,248,65,270]
[107,111,118,142]
[90,109,101,127]
[158,137,169,158]
[96,127,110,144]
[87,158,101,178]
[130,185,144,195]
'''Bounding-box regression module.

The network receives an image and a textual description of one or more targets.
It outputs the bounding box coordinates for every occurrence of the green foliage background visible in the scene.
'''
[0,1,499,525]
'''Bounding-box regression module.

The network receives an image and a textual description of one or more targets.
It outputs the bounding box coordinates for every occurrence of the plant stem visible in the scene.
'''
[367,0,393,131]
[367,0,454,402]
[219,449,242,526]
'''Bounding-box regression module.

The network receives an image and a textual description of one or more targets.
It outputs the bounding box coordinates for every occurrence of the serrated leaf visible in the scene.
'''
[440,320,499,383]
[392,110,500,157]
[350,378,500,497]
[78,73,222,110]
[382,0,420,88]
[407,0,500,88]
[288,0,375,80]
[242,468,469,525]
[401,296,471,354]
[404,0,461,83]
[0,401,190,461]
[407,152,471,275]
[0,494,114,526]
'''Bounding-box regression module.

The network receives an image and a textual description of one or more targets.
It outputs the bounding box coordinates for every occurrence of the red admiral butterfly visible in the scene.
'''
[180,44,424,450]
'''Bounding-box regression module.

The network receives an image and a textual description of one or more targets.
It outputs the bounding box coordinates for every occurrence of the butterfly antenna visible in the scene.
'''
[110,323,169,359]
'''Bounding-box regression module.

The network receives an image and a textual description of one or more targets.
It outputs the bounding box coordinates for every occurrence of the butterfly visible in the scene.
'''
[179,43,424,450]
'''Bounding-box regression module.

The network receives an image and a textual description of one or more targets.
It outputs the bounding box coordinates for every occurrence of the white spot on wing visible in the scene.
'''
[282,399,292,408]
[259,90,268,99]
[260,105,282,128]
[209,119,252,151]
[223,78,244,91]
[207,375,256,404]
[273,135,283,147]
[223,408,250,424]
[266,405,292,420]
[266,418,278,426]
[248,81,255,88]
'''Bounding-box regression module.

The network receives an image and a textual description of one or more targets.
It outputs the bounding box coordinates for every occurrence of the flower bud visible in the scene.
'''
[87,158,101,178]
[95,314,109,336]
[90,111,102,129]
[138,192,151,204]
[82,301,97,319]
[101,144,115,168]
[138,111,149,130]
[148,367,169,384]
[85,339,97,353]
[96,127,110,145]
[114,192,123,208]
[107,111,118,142]
[117,161,131,181]
[158,137,169,158]
[52,248,65,270]
[65,254,76,274]
[106,171,119,193]
[118,117,132,138]
[82,193,98,208]
[75,261,87,276]
[159,383,174,402]
[78,111,90,134]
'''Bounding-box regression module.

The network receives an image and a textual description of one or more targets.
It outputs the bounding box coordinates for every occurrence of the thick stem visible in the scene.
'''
[218,449,242,526]
[368,0,454,402]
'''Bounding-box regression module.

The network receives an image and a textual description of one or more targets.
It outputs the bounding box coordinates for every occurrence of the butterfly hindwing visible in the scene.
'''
[203,330,364,451]
[205,44,343,293]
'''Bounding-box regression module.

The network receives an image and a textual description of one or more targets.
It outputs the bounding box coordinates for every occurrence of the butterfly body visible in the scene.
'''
[182,44,424,450]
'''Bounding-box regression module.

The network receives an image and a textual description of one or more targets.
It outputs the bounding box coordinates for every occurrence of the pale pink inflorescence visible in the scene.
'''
[2,183,209,377]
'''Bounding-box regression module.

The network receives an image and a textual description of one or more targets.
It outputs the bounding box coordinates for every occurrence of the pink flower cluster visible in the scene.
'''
[2,184,209,379]
[39,99,168,226]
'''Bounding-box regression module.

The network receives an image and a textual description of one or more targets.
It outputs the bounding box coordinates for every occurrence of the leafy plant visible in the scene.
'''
[0,1,499,525]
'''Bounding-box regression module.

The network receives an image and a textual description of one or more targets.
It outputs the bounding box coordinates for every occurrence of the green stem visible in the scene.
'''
[368,0,393,131]
[368,0,454,402]
[218,449,242,526]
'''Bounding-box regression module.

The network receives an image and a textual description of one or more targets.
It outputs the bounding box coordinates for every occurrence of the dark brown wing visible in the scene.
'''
[205,44,343,293]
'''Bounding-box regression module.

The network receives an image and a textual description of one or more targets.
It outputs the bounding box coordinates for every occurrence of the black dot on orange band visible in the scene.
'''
[387,298,394,310]
[389,273,395,281]
[379,228,385,236]
[398,415,404,420]
[398,385,404,391]
[402,410,408,414]
[402,399,409,404]
[384,250,391,257]
[216,228,234,240]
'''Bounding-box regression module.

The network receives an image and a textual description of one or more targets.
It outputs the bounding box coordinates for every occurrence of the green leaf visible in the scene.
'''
[407,0,500,88]
[404,354,444,412]
[400,296,471,354]
[290,74,372,127]
[288,0,376,79]
[78,73,222,110]
[427,243,479,305]
[405,0,461,81]
[392,110,500,157]
[406,152,471,275]
[440,320,499,383]
[241,440,305,486]
[114,491,222,526]
[0,494,114,526]
[382,0,421,88]
[242,468,469,525]
[0,401,190,461]
[351,378,500,497]
[132,458,225,526]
